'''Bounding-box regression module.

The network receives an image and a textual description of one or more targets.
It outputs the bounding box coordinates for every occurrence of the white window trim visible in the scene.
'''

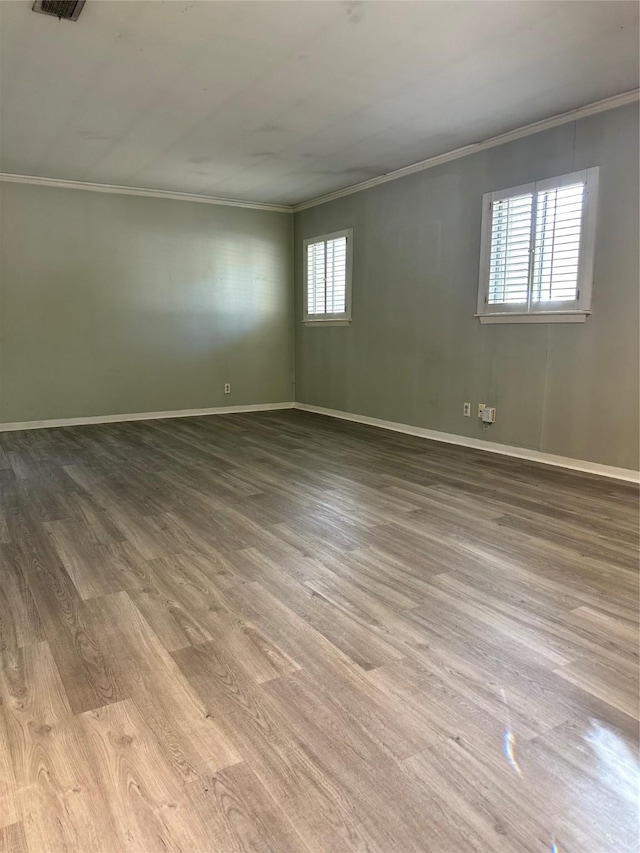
[476,167,599,324]
[303,228,353,325]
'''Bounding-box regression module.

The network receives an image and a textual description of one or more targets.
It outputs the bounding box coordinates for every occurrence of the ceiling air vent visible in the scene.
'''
[32,1,86,21]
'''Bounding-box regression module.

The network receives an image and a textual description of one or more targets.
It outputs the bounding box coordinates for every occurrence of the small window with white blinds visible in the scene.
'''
[477,168,599,324]
[303,229,353,323]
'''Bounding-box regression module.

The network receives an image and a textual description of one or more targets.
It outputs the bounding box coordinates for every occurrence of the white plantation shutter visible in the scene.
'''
[488,192,533,304]
[307,241,325,314]
[532,182,584,302]
[304,229,352,321]
[478,168,598,321]
[325,237,347,313]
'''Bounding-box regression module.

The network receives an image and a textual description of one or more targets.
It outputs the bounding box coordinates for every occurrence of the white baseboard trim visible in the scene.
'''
[294,403,639,484]
[0,402,295,433]
[3,400,637,483]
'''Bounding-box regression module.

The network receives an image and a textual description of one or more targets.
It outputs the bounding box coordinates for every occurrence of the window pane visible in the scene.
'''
[488,193,533,304]
[532,182,584,302]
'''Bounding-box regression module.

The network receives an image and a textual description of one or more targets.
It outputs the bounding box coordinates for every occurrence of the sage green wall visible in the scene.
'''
[0,183,293,423]
[294,104,640,471]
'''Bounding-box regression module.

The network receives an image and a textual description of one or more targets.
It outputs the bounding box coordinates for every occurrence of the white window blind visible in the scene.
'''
[488,192,533,305]
[478,168,599,323]
[303,229,352,322]
[307,240,326,314]
[532,182,584,303]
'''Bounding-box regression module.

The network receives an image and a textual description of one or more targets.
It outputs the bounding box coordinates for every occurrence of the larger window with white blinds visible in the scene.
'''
[477,168,599,323]
[303,229,352,323]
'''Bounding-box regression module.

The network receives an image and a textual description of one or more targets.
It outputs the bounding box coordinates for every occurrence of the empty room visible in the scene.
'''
[0,1,638,851]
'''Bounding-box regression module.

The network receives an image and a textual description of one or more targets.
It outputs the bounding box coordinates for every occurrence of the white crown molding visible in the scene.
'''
[293,89,640,212]
[0,402,294,432]
[294,403,640,484]
[0,173,292,213]
[1,90,637,213]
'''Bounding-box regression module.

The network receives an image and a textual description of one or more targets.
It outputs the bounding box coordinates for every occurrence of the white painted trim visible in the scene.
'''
[0,173,291,213]
[293,89,640,212]
[3,400,636,482]
[477,311,589,324]
[2,91,636,214]
[294,403,639,484]
[303,319,351,327]
[0,402,295,433]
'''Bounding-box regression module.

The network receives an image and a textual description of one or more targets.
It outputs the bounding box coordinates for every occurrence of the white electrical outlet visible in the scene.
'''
[463,402,471,417]
[481,406,496,424]
[224,383,231,394]
[477,403,485,418]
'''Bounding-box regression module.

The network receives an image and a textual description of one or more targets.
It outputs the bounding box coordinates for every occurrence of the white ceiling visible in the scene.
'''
[0,1,638,206]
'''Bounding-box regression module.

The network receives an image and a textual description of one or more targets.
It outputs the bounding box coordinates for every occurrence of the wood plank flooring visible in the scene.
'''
[0,409,638,852]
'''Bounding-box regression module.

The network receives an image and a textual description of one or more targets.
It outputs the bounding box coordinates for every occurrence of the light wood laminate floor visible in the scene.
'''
[0,410,638,853]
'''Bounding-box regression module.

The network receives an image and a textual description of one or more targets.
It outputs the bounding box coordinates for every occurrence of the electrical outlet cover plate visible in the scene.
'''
[463,402,471,417]
[481,407,496,423]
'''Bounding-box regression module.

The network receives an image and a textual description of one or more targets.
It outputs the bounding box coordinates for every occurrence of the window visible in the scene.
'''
[477,168,599,323]
[303,229,352,324]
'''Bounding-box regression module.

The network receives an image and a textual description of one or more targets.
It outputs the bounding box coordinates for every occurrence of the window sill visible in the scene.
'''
[303,319,352,327]
[476,311,590,325]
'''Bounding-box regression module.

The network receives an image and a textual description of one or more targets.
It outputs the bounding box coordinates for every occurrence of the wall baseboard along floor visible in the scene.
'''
[293,403,640,484]
[0,400,636,482]
[0,402,295,432]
